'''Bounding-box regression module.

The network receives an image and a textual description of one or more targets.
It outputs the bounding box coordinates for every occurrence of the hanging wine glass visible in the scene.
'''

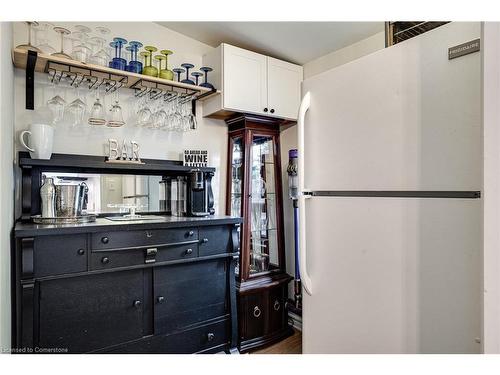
[88,86,106,126]
[110,37,127,71]
[142,46,158,77]
[46,71,66,123]
[65,79,87,127]
[159,50,174,80]
[107,90,125,127]
[180,63,195,85]
[34,22,55,54]
[17,21,42,53]
[199,67,214,89]
[128,41,143,74]
[51,26,71,59]
[191,71,203,86]
[173,68,185,82]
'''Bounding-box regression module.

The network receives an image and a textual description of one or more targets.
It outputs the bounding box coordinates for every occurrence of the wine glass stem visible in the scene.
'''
[59,33,64,53]
[27,24,32,46]
[204,73,208,84]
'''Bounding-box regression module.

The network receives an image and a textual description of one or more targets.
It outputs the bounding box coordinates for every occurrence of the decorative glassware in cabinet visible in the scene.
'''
[128,41,143,73]
[191,71,203,86]
[71,25,92,63]
[173,67,185,82]
[89,27,111,67]
[110,37,127,70]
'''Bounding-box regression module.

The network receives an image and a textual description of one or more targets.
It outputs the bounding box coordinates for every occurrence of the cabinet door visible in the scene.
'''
[223,44,268,115]
[267,57,303,120]
[38,270,145,353]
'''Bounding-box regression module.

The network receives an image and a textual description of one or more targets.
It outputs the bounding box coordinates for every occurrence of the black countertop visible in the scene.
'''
[14,215,242,237]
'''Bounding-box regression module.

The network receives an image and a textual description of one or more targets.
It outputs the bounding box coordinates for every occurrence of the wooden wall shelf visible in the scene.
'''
[12,48,221,101]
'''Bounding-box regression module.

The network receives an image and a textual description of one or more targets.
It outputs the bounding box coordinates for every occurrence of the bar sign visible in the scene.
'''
[448,39,480,60]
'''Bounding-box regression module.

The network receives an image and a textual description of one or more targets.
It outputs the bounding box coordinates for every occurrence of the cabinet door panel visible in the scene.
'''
[38,270,144,353]
[154,260,227,334]
[223,44,267,115]
[199,225,231,256]
[240,292,266,340]
[267,57,303,120]
[267,286,286,335]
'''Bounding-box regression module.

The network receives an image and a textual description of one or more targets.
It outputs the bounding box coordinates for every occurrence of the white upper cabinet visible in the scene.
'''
[223,44,268,115]
[267,57,303,120]
[202,43,303,121]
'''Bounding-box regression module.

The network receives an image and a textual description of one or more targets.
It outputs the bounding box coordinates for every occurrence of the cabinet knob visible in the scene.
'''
[77,249,85,256]
[185,248,193,255]
[201,238,209,244]
[157,296,165,304]
[270,109,275,114]
[207,332,215,342]
[188,230,195,237]
[133,300,142,308]
[274,300,281,311]
[101,237,109,244]
[253,306,262,318]
[101,257,110,264]
[263,108,268,112]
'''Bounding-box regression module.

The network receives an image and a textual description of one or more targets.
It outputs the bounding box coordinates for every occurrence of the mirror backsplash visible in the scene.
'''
[43,172,164,214]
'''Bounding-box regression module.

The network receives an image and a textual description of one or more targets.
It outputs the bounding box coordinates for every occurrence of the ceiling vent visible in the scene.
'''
[385,22,450,46]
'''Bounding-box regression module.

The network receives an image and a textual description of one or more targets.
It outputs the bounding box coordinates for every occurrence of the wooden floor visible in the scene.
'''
[250,329,302,354]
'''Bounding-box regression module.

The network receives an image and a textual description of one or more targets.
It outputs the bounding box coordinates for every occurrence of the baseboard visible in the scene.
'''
[288,311,302,331]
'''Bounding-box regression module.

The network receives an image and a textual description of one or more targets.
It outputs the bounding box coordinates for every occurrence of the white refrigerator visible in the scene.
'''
[297,22,482,354]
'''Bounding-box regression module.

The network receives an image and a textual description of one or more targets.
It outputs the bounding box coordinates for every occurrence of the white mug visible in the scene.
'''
[19,123,55,160]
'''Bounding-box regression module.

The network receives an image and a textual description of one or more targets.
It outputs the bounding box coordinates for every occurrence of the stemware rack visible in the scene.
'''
[12,48,220,113]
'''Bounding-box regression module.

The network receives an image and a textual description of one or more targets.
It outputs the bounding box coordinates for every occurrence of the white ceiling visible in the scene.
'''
[157,22,384,65]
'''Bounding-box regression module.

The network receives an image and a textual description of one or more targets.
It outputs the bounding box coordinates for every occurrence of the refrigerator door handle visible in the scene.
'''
[298,91,313,295]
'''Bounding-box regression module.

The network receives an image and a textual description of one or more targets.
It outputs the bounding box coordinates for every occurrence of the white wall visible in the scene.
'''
[482,22,500,354]
[303,31,385,79]
[12,22,228,216]
[0,22,14,352]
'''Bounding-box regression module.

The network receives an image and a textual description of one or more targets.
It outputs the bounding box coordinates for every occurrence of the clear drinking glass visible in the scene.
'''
[52,26,71,59]
[16,21,42,53]
[65,81,87,127]
[34,22,56,54]
[46,71,66,123]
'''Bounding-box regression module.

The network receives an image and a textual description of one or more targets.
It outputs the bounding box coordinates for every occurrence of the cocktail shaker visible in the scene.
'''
[40,177,56,218]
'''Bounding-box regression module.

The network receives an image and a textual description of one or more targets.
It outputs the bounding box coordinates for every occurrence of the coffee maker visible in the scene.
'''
[186,170,215,217]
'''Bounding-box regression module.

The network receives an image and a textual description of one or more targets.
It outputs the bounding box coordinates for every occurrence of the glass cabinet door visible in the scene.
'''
[248,134,280,276]
[230,136,244,277]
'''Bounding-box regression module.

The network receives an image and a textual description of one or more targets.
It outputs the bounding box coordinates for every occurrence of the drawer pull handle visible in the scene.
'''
[201,238,209,244]
[146,231,153,238]
[101,257,110,264]
[253,306,262,318]
[157,296,165,304]
[133,300,142,308]
[188,230,195,237]
[77,249,85,256]
[185,248,193,255]
[207,332,215,342]
[101,237,109,244]
[274,300,280,311]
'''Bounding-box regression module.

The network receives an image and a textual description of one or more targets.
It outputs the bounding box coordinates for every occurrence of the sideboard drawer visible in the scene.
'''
[198,226,232,256]
[34,234,87,277]
[90,249,145,270]
[91,227,198,250]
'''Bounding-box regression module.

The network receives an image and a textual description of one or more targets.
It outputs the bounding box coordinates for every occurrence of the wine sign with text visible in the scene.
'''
[183,150,209,167]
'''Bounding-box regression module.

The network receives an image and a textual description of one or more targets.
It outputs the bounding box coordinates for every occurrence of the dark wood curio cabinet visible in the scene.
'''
[225,114,293,352]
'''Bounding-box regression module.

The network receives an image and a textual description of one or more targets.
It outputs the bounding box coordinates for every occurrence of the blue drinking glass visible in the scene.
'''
[191,71,203,86]
[173,68,185,82]
[111,37,127,71]
[128,41,143,74]
[199,67,214,89]
[180,63,195,85]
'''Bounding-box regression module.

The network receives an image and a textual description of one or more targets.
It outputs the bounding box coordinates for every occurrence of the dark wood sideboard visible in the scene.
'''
[12,153,242,354]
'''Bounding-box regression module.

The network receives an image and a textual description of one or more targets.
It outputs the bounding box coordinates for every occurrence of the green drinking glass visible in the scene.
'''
[142,46,158,77]
[159,50,174,81]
